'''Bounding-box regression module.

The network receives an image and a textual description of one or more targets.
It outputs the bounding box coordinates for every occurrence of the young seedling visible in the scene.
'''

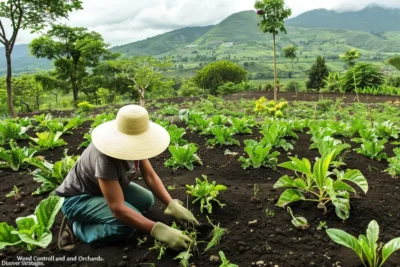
[6,185,21,201]
[149,240,167,260]
[203,216,227,253]
[265,208,275,218]
[167,184,176,191]
[219,251,239,267]
[287,207,309,230]
[174,226,199,267]
[136,237,147,249]
[251,184,260,202]
[327,220,400,267]
[317,221,328,231]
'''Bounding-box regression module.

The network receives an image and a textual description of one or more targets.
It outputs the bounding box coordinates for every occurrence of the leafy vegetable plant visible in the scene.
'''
[219,251,239,267]
[204,216,227,253]
[260,120,296,151]
[186,175,227,213]
[25,151,80,195]
[310,136,350,166]
[326,220,400,267]
[385,148,400,178]
[0,196,64,251]
[374,121,399,140]
[239,140,280,169]
[206,126,240,147]
[6,185,22,201]
[287,207,309,230]
[165,144,203,171]
[166,124,188,145]
[274,151,368,220]
[0,121,29,142]
[229,117,255,134]
[30,132,67,150]
[354,139,388,161]
[0,141,37,171]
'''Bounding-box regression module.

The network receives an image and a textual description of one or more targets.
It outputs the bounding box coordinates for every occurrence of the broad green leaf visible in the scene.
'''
[359,235,374,265]
[381,237,400,267]
[326,178,350,220]
[16,216,36,231]
[0,222,21,249]
[339,169,369,194]
[333,180,355,193]
[214,185,227,191]
[273,175,294,188]
[326,229,364,262]
[313,151,334,191]
[35,196,64,230]
[18,228,52,248]
[276,189,304,207]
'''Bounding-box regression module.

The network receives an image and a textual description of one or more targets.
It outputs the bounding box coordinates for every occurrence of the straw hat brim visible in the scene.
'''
[91,120,170,160]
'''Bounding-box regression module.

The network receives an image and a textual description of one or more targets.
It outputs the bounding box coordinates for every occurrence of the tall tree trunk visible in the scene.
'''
[71,79,79,105]
[5,49,17,117]
[139,88,145,107]
[273,34,277,101]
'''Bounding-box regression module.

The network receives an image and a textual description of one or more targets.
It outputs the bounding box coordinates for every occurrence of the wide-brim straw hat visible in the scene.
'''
[92,105,170,160]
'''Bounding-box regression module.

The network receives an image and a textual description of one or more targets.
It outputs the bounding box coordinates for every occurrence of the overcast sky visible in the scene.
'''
[2,0,400,47]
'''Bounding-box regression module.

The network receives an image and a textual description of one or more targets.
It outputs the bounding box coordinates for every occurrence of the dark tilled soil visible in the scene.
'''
[1,118,400,267]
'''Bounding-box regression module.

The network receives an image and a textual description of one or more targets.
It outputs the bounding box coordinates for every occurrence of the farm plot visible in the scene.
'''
[1,96,400,267]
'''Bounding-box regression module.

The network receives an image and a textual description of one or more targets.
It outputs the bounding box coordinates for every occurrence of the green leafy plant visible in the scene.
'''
[187,113,211,134]
[317,221,328,231]
[352,129,377,144]
[91,112,116,128]
[24,151,79,195]
[287,207,309,230]
[260,119,296,151]
[0,141,37,171]
[166,124,188,146]
[229,117,255,134]
[310,136,351,167]
[374,121,399,140]
[239,140,280,169]
[149,240,168,260]
[206,126,240,147]
[186,175,227,213]
[78,129,92,149]
[0,196,64,251]
[30,132,67,150]
[219,251,239,267]
[165,144,203,171]
[274,151,368,220]
[385,148,400,178]
[0,121,29,142]
[204,216,227,253]
[77,101,95,112]
[6,185,22,201]
[326,220,400,267]
[354,139,388,161]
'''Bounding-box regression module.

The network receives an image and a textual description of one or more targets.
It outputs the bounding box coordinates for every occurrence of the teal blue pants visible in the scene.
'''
[61,182,154,244]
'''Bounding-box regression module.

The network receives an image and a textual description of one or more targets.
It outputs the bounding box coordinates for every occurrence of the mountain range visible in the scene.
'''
[2,5,400,77]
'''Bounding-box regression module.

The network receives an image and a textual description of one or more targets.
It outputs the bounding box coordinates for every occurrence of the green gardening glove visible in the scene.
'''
[150,222,192,250]
[165,199,200,226]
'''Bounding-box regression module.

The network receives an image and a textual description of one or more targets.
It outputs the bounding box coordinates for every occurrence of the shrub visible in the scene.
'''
[216,82,244,95]
[341,62,384,92]
[77,101,95,112]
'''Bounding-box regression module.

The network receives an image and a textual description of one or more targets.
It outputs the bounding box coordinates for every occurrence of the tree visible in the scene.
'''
[0,0,82,117]
[29,24,110,104]
[341,62,384,92]
[193,60,247,95]
[340,49,360,69]
[34,71,68,104]
[282,45,298,70]
[116,57,173,107]
[387,56,400,71]
[255,0,292,101]
[306,56,329,91]
[13,74,44,110]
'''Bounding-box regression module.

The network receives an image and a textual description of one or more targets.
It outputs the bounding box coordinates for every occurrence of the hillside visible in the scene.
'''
[286,5,400,32]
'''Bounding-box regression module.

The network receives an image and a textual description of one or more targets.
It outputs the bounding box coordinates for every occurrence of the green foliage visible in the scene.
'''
[341,63,384,93]
[374,121,399,140]
[30,132,67,150]
[310,136,351,166]
[193,61,247,94]
[166,124,188,146]
[0,196,64,251]
[287,207,309,230]
[229,117,255,134]
[0,141,37,171]
[326,220,400,267]
[306,56,329,91]
[325,72,342,92]
[186,175,227,213]
[77,101,95,112]
[239,139,280,169]
[165,144,203,171]
[204,216,227,253]
[260,120,294,151]
[387,56,400,71]
[255,0,292,36]
[0,121,29,142]
[187,113,211,134]
[216,82,244,95]
[355,139,388,161]
[24,151,80,195]
[91,112,116,128]
[206,126,240,147]
[219,251,239,267]
[96,88,111,105]
[274,151,368,220]
[6,185,21,201]
[385,148,400,178]
[340,49,361,68]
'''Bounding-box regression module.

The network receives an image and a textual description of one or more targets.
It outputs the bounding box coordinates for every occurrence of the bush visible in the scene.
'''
[216,82,244,95]
[77,101,95,112]
[285,81,301,92]
[341,62,384,92]
[306,56,329,91]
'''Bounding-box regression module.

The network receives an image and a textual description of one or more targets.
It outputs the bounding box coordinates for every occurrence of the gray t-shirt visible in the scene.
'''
[56,143,140,197]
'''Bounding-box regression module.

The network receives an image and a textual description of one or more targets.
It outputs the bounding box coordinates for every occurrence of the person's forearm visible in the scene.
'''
[144,174,172,206]
[114,206,155,233]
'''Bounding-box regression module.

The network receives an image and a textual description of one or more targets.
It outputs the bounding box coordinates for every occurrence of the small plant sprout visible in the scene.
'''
[136,237,147,249]
[167,184,176,191]
[251,184,260,202]
[287,207,309,230]
[174,227,198,267]
[6,185,21,201]
[219,251,239,267]
[203,216,227,253]
[317,221,328,231]
[265,208,275,218]
[326,220,400,267]
[149,240,168,260]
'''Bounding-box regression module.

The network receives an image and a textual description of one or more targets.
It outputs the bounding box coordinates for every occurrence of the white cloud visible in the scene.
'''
[2,0,400,47]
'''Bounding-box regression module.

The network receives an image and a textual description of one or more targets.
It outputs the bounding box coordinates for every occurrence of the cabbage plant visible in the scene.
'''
[165,143,203,171]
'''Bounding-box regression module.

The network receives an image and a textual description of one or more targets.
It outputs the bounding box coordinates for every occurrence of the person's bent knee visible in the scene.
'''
[143,191,155,212]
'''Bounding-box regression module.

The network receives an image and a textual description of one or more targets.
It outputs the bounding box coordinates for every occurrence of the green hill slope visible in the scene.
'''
[286,5,400,32]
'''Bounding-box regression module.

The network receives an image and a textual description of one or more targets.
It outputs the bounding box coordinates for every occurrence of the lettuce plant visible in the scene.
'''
[79,129,92,149]
[166,124,188,145]
[385,148,400,178]
[186,175,227,213]
[326,220,400,267]
[0,121,29,142]
[206,126,240,147]
[204,216,227,253]
[187,113,211,134]
[0,141,37,171]
[354,139,388,161]
[165,143,203,171]
[374,121,399,140]
[229,117,254,134]
[25,151,80,195]
[30,132,67,150]
[274,151,368,220]
[310,136,351,166]
[91,112,116,128]
[210,115,228,126]
[352,129,378,144]
[239,140,280,169]
[0,196,64,251]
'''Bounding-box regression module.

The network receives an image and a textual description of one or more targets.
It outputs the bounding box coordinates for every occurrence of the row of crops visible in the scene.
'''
[0,96,400,266]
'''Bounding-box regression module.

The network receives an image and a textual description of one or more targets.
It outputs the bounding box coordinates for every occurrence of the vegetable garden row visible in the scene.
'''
[0,95,400,267]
